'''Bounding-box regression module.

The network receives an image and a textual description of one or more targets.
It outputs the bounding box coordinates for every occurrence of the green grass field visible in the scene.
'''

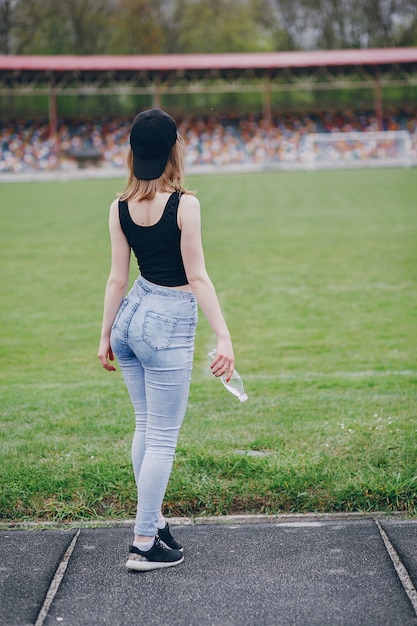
[1,167,416,525]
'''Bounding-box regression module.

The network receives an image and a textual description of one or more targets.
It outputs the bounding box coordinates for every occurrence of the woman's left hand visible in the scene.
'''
[98,338,116,372]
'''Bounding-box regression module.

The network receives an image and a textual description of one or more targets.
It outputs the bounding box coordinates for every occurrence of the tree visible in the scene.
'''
[0,0,17,54]
[272,0,417,50]
[0,0,111,54]
[171,0,276,53]
[108,0,165,54]
[64,0,111,54]
[1,0,415,56]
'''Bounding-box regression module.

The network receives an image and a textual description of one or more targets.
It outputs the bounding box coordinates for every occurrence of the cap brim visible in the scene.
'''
[132,153,169,180]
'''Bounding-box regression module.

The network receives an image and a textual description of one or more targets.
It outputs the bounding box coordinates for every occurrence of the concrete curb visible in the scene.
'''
[1,510,413,531]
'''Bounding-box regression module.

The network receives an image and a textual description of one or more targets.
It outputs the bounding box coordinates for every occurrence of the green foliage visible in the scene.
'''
[174,0,275,53]
[2,0,415,55]
[0,168,416,523]
[108,0,165,55]
[1,0,111,55]
[274,0,417,49]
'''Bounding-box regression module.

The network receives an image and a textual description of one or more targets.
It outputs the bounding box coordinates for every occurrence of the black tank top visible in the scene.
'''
[118,191,188,287]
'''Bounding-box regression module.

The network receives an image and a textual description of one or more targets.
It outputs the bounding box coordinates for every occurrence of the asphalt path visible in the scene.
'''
[1,517,417,626]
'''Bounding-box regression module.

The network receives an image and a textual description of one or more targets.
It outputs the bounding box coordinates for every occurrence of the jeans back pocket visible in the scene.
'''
[143,311,177,350]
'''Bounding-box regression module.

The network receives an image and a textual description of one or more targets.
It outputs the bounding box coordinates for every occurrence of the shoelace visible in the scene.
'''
[153,537,169,552]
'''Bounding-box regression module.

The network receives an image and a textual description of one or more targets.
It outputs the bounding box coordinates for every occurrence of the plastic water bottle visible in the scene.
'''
[207,349,248,402]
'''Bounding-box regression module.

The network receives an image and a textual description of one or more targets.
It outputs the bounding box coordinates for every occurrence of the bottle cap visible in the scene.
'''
[239,393,248,402]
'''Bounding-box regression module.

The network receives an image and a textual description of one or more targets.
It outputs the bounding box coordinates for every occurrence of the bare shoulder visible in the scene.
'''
[178,193,200,229]
[109,197,121,219]
[108,198,122,231]
[110,198,119,213]
[180,193,200,211]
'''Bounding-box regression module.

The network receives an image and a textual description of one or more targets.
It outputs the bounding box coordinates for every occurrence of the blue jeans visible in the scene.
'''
[110,276,198,536]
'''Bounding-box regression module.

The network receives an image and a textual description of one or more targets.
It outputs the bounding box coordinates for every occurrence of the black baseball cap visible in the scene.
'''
[129,109,177,180]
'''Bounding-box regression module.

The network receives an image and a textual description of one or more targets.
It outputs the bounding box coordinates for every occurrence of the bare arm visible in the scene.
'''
[98,199,131,371]
[179,194,234,381]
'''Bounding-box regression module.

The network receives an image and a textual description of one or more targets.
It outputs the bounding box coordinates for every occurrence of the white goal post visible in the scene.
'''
[303,131,412,169]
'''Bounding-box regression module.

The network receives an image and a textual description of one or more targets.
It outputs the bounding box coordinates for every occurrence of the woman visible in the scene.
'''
[98,109,234,571]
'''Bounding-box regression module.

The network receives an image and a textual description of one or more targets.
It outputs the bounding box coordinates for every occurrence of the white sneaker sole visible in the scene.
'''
[126,555,184,571]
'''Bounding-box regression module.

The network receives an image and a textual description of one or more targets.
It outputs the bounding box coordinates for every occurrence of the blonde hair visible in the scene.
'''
[119,134,193,201]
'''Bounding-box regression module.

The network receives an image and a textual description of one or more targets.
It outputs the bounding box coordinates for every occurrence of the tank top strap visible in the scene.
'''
[166,190,180,211]
[118,198,129,226]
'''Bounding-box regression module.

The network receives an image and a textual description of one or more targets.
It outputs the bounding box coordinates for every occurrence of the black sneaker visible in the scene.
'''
[126,537,184,571]
[158,522,183,551]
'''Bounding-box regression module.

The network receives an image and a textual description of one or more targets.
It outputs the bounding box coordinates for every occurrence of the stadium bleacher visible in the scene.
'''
[1,109,416,174]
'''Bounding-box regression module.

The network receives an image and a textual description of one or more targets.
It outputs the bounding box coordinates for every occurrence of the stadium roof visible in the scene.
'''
[0,48,416,119]
[1,48,417,71]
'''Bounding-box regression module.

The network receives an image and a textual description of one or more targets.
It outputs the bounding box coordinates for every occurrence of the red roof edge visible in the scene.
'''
[0,48,416,72]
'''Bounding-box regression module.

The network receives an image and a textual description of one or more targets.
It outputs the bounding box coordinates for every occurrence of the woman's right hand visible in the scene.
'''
[209,337,234,382]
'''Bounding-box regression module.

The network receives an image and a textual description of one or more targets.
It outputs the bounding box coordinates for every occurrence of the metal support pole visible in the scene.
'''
[48,86,58,150]
[374,72,383,131]
[263,76,272,123]
[152,89,162,109]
